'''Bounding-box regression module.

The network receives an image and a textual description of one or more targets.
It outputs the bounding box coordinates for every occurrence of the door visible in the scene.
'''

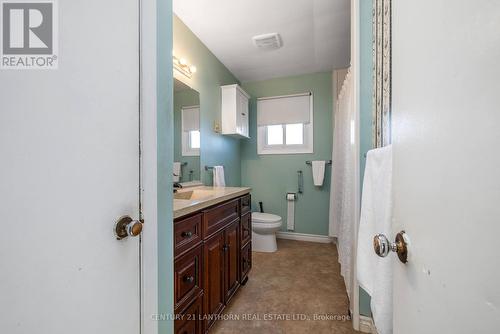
[203,230,225,329]
[235,90,244,135]
[224,220,240,302]
[239,91,249,137]
[0,1,142,333]
[392,0,500,333]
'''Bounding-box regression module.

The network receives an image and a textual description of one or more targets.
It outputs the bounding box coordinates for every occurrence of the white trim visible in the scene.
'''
[276,231,333,244]
[351,0,361,331]
[359,316,378,334]
[141,0,158,333]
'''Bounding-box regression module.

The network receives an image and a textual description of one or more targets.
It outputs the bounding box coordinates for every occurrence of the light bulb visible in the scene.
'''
[179,58,187,66]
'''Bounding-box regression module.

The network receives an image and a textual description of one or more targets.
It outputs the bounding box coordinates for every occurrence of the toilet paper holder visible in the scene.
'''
[286,193,297,201]
[297,170,303,194]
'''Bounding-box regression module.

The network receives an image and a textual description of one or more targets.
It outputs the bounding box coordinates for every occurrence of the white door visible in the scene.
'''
[240,93,249,137]
[392,0,500,333]
[0,1,142,333]
[236,91,244,135]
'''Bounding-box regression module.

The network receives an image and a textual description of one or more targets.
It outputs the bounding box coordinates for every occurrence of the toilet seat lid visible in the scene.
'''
[252,212,282,223]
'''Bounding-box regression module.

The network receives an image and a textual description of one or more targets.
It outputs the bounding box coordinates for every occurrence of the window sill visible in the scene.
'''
[257,148,313,155]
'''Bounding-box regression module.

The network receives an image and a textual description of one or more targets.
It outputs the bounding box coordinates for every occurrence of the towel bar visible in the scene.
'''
[204,165,224,171]
[305,160,332,165]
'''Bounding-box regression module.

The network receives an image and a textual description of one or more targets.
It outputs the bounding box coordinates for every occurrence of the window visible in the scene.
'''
[182,106,200,156]
[285,123,304,145]
[189,130,200,149]
[257,93,313,154]
[266,125,284,145]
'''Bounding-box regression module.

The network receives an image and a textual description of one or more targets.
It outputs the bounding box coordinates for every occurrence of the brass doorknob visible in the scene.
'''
[115,216,143,240]
[373,231,409,264]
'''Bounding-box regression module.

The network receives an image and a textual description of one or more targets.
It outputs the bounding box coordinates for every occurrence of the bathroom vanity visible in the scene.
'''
[173,187,252,333]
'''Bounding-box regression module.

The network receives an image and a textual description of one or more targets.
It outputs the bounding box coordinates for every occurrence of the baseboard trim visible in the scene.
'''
[276,231,333,244]
[359,315,378,334]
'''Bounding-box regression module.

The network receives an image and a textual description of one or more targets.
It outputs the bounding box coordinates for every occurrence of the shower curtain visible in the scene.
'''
[329,68,355,298]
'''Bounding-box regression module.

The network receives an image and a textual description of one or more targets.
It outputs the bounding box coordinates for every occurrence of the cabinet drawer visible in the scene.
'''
[175,213,202,258]
[240,242,252,282]
[240,194,251,215]
[175,244,203,312]
[240,212,251,247]
[202,199,239,238]
[175,295,203,334]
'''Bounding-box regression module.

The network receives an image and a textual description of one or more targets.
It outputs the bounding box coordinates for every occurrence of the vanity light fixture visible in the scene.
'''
[173,51,197,78]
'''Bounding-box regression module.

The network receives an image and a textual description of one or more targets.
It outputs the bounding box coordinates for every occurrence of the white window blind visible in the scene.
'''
[257,93,311,126]
[182,106,200,131]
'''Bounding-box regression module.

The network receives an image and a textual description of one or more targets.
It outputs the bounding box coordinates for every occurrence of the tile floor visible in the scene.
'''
[211,239,361,334]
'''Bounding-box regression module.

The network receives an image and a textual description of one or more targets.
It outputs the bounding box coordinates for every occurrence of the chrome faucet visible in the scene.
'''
[173,173,182,193]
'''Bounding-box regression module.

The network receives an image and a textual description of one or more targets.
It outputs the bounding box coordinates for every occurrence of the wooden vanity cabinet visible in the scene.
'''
[174,193,252,334]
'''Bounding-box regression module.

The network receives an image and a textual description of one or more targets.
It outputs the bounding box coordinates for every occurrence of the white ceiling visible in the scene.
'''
[173,0,350,82]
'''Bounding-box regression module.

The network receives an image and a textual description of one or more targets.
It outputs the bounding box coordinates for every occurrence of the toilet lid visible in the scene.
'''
[252,212,282,223]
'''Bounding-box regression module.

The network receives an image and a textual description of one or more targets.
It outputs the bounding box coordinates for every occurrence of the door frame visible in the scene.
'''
[141,0,174,334]
[350,0,361,330]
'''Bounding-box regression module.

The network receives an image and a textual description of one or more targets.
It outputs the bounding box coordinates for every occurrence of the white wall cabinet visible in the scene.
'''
[221,84,250,138]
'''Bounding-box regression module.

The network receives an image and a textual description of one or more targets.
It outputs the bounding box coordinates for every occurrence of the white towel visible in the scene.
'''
[173,162,181,182]
[213,166,225,187]
[311,160,326,186]
[357,145,393,334]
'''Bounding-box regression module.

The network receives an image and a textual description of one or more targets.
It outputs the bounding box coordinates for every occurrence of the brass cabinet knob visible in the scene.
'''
[115,216,143,240]
[373,231,409,264]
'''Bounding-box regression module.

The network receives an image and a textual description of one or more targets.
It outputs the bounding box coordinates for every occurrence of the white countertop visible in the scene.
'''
[173,186,251,219]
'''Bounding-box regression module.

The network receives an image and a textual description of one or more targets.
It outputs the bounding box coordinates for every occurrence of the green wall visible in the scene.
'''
[158,0,173,333]
[359,0,374,317]
[241,72,333,236]
[174,89,201,182]
[173,15,241,186]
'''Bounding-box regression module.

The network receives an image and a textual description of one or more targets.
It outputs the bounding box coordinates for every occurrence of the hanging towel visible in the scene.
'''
[213,166,225,187]
[311,160,326,186]
[173,162,181,182]
[357,145,393,334]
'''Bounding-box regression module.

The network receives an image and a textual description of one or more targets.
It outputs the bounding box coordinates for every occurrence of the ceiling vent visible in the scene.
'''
[252,33,283,50]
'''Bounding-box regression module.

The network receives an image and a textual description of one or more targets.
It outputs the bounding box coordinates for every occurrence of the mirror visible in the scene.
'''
[174,78,201,184]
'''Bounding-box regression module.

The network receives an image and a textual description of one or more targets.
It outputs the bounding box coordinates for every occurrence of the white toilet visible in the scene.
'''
[251,212,282,252]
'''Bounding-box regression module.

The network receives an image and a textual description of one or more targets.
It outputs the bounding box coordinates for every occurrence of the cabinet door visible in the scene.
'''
[203,230,225,330]
[224,220,240,303]
[240,212,251,248]
[236,91,249,137]
[175,296,203,334]
[240,94,249,137]
[240,242,252,283]
[235,92,244,135]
